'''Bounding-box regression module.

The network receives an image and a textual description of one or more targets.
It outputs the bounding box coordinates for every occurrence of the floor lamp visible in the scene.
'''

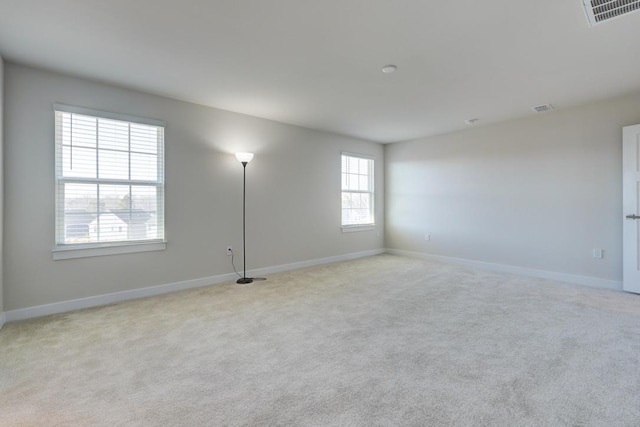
[235,152,255,284]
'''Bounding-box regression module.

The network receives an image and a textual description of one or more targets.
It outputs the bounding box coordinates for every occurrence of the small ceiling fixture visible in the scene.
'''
[531,104,554,113]
[465,118,480,125]
[381,64,397,74]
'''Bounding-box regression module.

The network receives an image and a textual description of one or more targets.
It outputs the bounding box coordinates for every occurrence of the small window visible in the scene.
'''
[341,153,374,227]
[54,105,165,251]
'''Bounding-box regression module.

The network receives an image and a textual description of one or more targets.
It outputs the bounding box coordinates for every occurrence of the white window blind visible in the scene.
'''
[341,153,374,227]
[54,105,165,248]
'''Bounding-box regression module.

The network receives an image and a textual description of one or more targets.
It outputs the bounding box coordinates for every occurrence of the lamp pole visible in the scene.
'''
[235,152,254,284]
[237,160,252,284]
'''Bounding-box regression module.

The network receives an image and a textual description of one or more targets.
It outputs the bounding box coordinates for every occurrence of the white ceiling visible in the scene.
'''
[1,0,639,143]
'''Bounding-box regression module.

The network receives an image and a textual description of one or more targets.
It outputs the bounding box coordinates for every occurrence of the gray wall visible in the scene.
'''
[4,63,384,311]
[0,56,4,317]
[385,92,640,282]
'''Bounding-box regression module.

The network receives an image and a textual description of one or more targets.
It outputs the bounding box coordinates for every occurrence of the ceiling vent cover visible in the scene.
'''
[582,0,640,26]
[531,104,554,113]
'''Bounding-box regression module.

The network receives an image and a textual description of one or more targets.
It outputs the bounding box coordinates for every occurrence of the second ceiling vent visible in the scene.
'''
[531,104,554,113]
[582,0,640,26]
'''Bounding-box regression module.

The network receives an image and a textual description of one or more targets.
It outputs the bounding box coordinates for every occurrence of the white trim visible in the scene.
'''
[53,241,166,260]
[581,0,598,27]
[60,177,163,186]
[5,248,385,322]
[341,225,375,233]
[0,312,5,331]
[54,108,166,250]
[5,272,236,322]
[6,247,620,323]
[53,103,165,127]
[248,248,385,277]
[386,249,622,291]
[341,152,375,227]
[341,151,375,160]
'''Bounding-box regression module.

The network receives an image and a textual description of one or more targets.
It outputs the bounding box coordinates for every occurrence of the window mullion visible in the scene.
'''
[96,183,101,242]
[95,117,99,180]
[70,114,73,170]
[96,117,100,242]
[57,181,65,245]
[128,124,132,241]
[58,177,162,186]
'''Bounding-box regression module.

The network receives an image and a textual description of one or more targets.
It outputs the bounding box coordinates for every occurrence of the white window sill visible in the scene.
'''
[341,225,375,233]
[52,241,166,260]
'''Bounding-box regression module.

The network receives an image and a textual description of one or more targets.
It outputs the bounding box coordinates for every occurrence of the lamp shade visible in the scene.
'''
[235,152,254,164]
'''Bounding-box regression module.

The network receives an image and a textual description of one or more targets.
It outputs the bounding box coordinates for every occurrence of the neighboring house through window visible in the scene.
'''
[341,152,374,228]
[54,105,165,258]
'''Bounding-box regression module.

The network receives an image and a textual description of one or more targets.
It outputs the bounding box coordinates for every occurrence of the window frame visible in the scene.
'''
[52,104,166,260]
[341,152,375,231]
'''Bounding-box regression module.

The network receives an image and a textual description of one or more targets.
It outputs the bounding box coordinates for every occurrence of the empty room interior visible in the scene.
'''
[1,1,640,425]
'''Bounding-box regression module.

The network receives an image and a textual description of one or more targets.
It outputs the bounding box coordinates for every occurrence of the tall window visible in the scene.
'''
[54,105,165,248]
[341,153,374,227]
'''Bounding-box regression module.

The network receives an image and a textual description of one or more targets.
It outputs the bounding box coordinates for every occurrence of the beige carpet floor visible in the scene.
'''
[1,254,640,426]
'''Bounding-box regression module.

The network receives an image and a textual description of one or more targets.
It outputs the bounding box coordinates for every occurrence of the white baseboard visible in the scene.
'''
[9,247,613,323]
[3,272,234,322]
[0,312,5,330]
[4,248,386,323]
[386,249,622,291]
[250,248,386,277]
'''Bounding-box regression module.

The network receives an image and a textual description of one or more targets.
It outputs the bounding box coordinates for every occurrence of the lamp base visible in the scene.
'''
[236,277,254,284]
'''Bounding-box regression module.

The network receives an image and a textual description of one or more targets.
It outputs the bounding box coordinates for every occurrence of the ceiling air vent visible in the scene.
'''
[531,104,554,113]
[582,0,640,26]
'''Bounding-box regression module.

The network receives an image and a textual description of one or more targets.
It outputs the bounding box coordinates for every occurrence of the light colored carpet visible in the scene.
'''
[1,254,640,426]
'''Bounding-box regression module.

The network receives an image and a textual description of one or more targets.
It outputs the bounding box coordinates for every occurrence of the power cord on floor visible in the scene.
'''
[230,251,243,279]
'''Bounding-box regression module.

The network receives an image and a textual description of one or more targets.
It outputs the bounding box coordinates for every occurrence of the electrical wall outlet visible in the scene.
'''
[226,246,233,256]
[593,248,603,259]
